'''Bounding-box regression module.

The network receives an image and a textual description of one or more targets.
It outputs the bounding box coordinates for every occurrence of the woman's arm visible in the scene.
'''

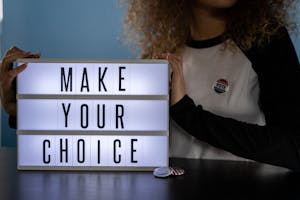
[170,95,300,171]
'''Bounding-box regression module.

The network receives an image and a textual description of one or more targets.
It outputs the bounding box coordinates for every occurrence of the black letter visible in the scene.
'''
[77,139,85,163]
[131,139,138,163]
[119,66,126,91]
[81,104,88,128]
[61,67,73,92]
[62,103,71,127]
[116,105,124,129]
[97,140,101,164]
[98,67,108,92]
[97,104,105,128]
[60,138,68,163]
[81,67,90,92]
[113,139,121,163]
[43,140,51,164]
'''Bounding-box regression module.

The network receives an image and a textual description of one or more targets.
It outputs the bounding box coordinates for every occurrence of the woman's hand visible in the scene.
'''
[153,53,186,106]
[0,46,40,116]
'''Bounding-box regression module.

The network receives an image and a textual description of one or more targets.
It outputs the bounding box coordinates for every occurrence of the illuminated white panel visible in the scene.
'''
[17,61,168,95]
[17,99,168,131]
[18,135,168,168]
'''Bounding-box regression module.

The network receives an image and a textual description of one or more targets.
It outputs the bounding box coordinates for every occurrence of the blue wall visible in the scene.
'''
[1,0,136,146]
[292,9,300,59]
[1,1,300,146]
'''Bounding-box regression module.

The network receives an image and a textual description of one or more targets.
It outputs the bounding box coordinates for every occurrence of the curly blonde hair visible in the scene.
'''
[122,0,298,58]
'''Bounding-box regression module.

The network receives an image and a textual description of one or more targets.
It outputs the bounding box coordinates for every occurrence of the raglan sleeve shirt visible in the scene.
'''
[170,27,300,171]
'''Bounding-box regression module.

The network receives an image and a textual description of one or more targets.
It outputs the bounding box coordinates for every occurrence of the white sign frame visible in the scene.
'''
[16,59,169,171]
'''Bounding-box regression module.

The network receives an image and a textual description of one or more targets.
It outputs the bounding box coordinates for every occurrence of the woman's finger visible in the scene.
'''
[168,55,183,73]
[152,52,173,59]
[152,53,182,64]
[5,64,28,84]
[4,46,27,57]
[1,51,30,72]
[1,51,40,75]
[25,52,41,58]
[1,64,27,92]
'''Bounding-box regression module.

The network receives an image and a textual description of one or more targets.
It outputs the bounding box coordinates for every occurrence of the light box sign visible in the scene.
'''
[17,59,169,170]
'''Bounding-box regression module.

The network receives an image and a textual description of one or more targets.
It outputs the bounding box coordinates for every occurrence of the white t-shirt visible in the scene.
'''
[170,39,266,161]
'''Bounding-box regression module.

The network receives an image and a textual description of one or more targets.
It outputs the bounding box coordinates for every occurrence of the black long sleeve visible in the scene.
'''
[9,115,16,129]
[170,95,300,171]
[170,27,300,171]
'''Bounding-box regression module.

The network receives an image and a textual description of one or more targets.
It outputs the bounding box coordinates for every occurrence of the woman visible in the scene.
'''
[1,0,300,171]
[123,0,300,170]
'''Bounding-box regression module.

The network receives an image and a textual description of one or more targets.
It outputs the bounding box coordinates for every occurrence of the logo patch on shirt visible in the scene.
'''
[213,79,229,94]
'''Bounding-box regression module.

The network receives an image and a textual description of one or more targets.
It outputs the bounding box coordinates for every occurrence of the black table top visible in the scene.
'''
[0,147,299,200]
